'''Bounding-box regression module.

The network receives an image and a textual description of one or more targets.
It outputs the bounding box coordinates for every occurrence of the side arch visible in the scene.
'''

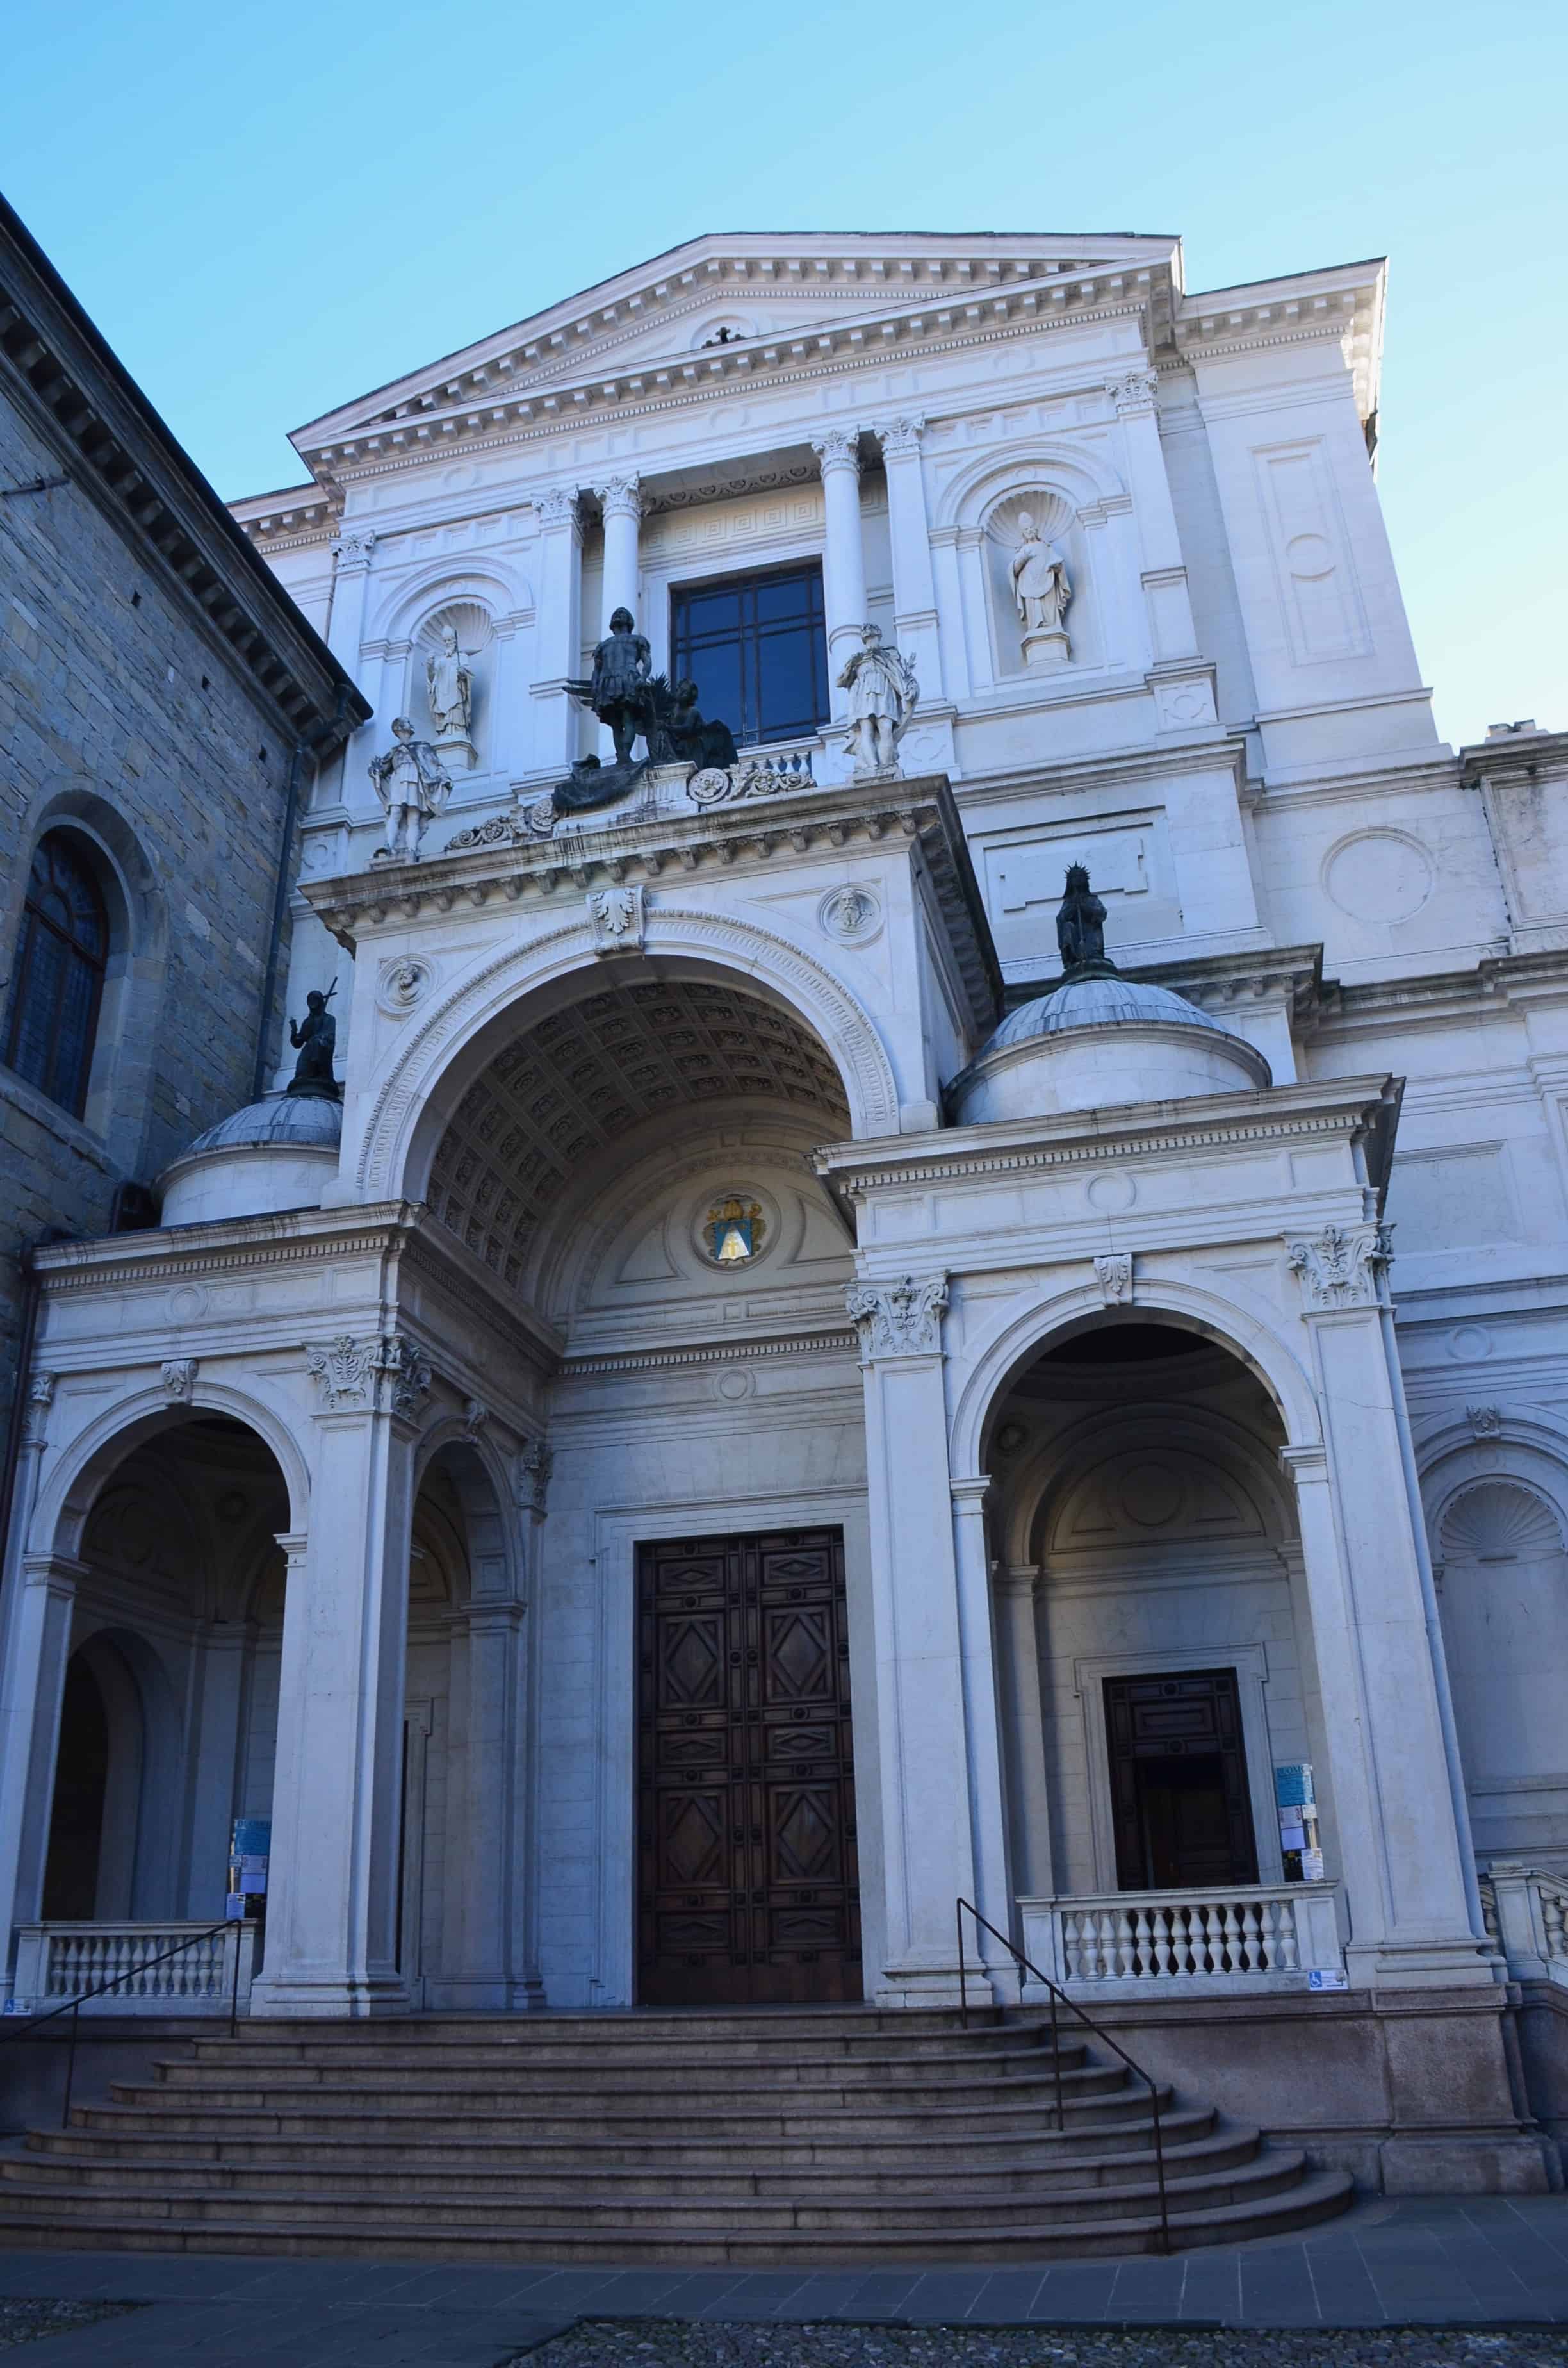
[934,439,1128,531]
[355,906,903,1203]
[949,1276,1322,1478]
[34,1381,311,1566]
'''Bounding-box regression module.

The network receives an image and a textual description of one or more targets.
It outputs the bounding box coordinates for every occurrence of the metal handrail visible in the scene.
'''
[0,1920,241,2130]
[956,1896,1172,2255]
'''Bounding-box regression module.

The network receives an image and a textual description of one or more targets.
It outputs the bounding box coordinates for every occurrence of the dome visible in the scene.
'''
[984,973,1239,1051]
[158,1092,343,1226]
[179,1092,343,1158]
[950,970,1270,1126]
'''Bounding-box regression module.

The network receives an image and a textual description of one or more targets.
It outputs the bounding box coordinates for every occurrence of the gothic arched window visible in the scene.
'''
[2,832,110,1119]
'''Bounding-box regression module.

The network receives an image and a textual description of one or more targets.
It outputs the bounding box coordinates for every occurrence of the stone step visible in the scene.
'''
[181,2018,1027,2065]
[37,2101,1218,2171]
[188,2009,1007,2046]
[75,2082,1171,2144]
[17,2125,1258,2201]
[145,2040,1077,2093]
[0,2166,1357,2265]
[0,2147,1309,2232]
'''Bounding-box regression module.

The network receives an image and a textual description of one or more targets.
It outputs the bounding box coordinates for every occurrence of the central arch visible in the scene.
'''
[354,907,902,1206]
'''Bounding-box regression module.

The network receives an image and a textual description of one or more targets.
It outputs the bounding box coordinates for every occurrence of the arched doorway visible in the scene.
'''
[984,1314,1334,1986]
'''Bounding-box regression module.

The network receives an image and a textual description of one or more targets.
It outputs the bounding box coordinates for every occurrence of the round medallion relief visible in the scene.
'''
[1323,832,1433,925]
[375,955,435,1015]
[168,1285,208,1324]
[1116,1461,1186,1529]
[817,884,884,946]
[1086,1172,1136,1213]
[1447,1323,1494,1363]
[714,1367,756,1403]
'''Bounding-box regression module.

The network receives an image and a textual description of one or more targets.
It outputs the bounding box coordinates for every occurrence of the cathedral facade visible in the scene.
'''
[4,228,1567,2192]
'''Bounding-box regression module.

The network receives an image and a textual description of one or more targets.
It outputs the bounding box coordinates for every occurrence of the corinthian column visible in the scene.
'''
[810,428,868,710]
[595,475,643,634]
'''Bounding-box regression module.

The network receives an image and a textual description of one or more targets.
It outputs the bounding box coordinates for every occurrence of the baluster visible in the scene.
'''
[1154,1904,1177,1978]
[1277,1895,1301,1972]
[1128,1906,1150,1982]
[1062,1909,1082,1982]
[1115,1908,1135,1980]
[1220,1900,1242,1973]
[1542,1889,1567,1966]
[1245,1899,1266,1971]
[1076,1910,1097,1981]
[1099,1909,1118,1980]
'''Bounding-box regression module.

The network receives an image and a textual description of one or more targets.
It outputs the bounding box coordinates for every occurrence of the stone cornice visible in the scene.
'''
[560,1328,859,1380]
[302,769,1003,1035]
[1314,946,1568,1030]
[813,1073,1401,1199]
[0,196,367,747]
[1004,943,1325,1022]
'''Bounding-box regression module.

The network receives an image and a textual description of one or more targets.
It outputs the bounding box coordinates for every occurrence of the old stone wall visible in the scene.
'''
[0,389,301,1428]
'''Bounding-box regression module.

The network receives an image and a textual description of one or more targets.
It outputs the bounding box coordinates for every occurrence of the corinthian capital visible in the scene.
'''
[1106,368,1159,416]
[330,527,377,571]
[874,415,926,458]
[810,427,862,475]
[1284,1223,1394,1311]
[594,473,643,523]
[534,485,582,529]
[845,1273,949,1359]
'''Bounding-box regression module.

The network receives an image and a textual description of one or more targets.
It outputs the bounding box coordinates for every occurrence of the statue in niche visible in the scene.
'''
[425,623,474,742]
[368,717,452,862]
[1010,510,1072,666]
[837,623,919,779]
[1056,864,1115,978]
[286,985,340,1099]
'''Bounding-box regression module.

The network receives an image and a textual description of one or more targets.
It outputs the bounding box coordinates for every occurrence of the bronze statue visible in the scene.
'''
[569,607,652,764]
[286,985,340,1099]
[1056,865,1113,978]
[658,679,738,770]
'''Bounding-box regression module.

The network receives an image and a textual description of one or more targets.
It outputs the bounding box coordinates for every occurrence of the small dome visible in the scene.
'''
[181,1092,343,1158]
[951,969,1269,1127]
[983,973,1236,1053]
[158,1092,343,1227]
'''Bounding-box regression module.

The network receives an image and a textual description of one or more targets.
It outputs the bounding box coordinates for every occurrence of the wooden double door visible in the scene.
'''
[636,1528,860,2005]
[1104,1667,1259,1891]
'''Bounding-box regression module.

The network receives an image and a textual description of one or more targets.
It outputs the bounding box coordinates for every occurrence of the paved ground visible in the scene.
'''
[0,2197,1561,2365]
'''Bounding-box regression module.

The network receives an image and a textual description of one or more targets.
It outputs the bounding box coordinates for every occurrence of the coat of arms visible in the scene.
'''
[702,1194,765,1266]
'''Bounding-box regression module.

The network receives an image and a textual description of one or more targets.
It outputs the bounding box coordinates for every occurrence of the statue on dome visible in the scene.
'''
[1056,865,1114,978]
[425,623,473,741]
[286,985,340,1099]
[1011,511,1072,666]
[837,623,919,779]
[368,717,452,862]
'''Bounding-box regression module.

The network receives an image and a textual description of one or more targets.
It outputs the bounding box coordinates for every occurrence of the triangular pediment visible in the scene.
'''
[290,229,1179,458]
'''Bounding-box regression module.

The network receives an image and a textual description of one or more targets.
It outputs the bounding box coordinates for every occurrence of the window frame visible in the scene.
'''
[668,560,829,749]
[1,830,111,1121]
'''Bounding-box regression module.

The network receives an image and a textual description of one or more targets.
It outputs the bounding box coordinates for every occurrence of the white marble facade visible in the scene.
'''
[4,231,1567,2060]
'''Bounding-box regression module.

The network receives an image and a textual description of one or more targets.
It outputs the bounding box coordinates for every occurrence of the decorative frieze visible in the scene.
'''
[1284,1223,1394,1310]
[845,1274,949,1359]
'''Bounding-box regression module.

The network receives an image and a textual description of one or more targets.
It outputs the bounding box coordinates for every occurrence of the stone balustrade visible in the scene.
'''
[11,1921,259,2016]
[1479,1863,1568,1987]
[1018,1882,1347,1999]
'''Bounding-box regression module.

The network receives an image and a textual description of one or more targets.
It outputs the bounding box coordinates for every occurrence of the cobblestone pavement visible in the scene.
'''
[515,2332,1568,2367]
[0,2303,136,2352]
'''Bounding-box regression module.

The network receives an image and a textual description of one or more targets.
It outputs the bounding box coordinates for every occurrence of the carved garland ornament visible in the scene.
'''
[1284,1223,1394,1310]
[845,1274,949,1359]
[306,1333,432,1417]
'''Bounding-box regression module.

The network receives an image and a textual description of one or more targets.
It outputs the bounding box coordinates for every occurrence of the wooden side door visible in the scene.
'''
[1104,1667,1259,1891]
[637,1529,860,2005]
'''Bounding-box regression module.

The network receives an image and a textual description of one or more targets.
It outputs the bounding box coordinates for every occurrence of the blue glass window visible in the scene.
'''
[2,834,108,1119]
[670,564,828,747]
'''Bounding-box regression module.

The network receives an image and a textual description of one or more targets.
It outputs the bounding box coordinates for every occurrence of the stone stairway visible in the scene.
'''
[0,2009,1352,2263]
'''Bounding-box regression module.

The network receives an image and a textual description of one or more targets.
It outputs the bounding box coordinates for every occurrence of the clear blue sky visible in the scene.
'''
[6,0,1564,749]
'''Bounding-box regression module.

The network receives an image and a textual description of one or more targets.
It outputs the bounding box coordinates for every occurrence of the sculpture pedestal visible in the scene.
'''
[433,734,477,773]
[1022,628,1070,668]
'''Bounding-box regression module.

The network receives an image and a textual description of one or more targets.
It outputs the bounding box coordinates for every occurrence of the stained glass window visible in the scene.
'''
[1,834,109,1119]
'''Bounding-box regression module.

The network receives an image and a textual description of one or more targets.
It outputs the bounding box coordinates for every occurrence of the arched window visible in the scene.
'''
[1,832,108,1118]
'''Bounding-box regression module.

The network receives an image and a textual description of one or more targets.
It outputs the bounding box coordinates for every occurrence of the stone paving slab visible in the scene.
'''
[0,2198,1560,2362]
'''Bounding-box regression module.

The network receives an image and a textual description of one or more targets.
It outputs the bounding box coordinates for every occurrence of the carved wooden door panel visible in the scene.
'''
[1104,1667,1259,1891]
[637,1529,860,2005]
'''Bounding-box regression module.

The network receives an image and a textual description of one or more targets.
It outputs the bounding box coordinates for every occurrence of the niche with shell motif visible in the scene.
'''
[983,489,1097,678]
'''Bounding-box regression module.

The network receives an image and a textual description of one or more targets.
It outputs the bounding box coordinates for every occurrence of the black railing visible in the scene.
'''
[955,1896,1172,2255]
[0,1921,242,2130]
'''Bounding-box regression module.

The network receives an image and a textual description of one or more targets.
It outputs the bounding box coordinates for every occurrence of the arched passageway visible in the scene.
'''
[981,1315,1336,1982]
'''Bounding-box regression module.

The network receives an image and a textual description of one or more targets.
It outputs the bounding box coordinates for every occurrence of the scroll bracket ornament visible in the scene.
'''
[1093,1253,1132,1307]
[844,1274,949,1360]
[161,1358,199,1402]
[1285,1222,1394,1310]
